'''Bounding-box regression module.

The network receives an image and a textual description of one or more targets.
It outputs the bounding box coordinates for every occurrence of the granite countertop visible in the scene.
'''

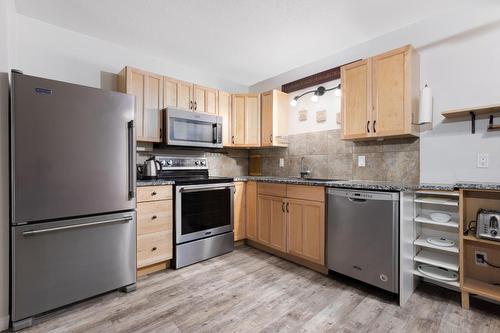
[137,176,500,192]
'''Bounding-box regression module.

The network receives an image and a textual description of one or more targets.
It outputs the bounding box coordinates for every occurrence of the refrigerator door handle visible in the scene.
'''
[128,120,136,199]
[22,217,133,236]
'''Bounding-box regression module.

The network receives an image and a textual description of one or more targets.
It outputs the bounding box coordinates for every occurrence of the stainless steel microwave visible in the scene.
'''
[163,108,223,148]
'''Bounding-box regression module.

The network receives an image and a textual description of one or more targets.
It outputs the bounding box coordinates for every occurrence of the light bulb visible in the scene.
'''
[290,98,298,107]
[334,88,342,97]
[310,94,319,103]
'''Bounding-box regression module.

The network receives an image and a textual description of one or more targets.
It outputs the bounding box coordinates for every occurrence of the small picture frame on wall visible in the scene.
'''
[298,109,307,121]
[316,109,327,123]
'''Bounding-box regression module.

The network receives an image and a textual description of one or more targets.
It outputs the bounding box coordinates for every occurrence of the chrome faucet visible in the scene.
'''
[299,157,311,178]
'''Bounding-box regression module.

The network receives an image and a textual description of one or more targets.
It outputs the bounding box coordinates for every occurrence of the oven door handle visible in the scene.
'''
[179,186,234,193]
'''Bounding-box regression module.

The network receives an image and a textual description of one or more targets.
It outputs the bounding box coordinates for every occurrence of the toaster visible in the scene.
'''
[476,209,500,241]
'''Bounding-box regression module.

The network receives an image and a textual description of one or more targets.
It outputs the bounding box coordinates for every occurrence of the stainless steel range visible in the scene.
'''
[149,156,235,268]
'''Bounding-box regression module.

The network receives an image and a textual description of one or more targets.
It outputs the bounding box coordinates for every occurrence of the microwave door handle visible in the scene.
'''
[212,123,217,143]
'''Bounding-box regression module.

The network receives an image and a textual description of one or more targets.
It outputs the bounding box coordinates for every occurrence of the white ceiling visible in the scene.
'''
[15,0,473,86]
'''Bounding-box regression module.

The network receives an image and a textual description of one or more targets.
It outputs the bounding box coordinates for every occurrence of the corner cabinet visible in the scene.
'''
[341,45,419,140]
[118,67,163,143]
[231,94,260,147]
[261,90,289,147]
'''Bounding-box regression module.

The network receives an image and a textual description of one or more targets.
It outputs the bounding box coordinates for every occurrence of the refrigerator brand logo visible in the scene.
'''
[35,87,52,95]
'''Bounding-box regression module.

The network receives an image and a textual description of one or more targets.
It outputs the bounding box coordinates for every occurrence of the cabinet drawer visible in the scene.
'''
[137,185,172,202]
[137,200,172,235]
[137,231,172,268]
[286,185,325,202]
[257,183,286,197]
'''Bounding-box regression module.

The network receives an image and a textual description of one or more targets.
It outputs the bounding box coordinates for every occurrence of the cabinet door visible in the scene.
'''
[246,181,257,240]
[193,85,206,113]
[231,95,246,145]
[287,199,325,265]
[234,182,246,241]
[218,91,232,147]
[244,94,260,146]
[261,91,273,146]
[163,76,178,109]
[143,73,163,142]
[341,59,372,140]
[372,46,408,137]
[125,68,145,139]
[205,88,218,115]
[261,90,288,147]
[177,81,193,111]
[257,195,286,251]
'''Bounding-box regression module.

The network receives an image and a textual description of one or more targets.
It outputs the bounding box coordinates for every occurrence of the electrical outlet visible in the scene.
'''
[477,153,489,168]
[475,250,488,266]
[358,155,366,167]
[279,158,284,168]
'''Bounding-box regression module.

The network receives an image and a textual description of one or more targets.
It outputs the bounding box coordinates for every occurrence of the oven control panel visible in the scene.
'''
[156,156,208,170]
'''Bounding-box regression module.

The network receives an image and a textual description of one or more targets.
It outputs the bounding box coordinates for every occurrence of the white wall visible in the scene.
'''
[287,79,341,135]
[419,22,500,183]
[12,14,247,93]
[0,0,15,329]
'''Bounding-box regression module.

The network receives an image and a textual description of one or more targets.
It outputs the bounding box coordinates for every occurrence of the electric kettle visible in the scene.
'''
[137,157,162,177]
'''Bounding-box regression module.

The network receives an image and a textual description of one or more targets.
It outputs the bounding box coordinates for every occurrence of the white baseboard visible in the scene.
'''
[0,314,9,331]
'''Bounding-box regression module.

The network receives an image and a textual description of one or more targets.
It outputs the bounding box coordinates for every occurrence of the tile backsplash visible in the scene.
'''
[250,129,419,184]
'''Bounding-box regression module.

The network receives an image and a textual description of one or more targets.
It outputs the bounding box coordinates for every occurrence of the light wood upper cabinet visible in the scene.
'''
[231,94,260,147]
[261,90,289,147]
[341,45,419,140]
[193,85,218,114]
[218,91,232,147]
[372,46,419,137]
[118,67,163,143]
[234,182,246,241]
[257,194,286,252]
[341,59,372,140]
[246,181,257,241]
[286,198,325,265]
[163,76,193,111]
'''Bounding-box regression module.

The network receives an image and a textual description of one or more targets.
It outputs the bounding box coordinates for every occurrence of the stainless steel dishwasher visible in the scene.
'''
[327,188,399,293]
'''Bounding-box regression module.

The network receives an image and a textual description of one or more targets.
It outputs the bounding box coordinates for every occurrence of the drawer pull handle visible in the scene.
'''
[151,247,157,252]
[151,215,157,220]
[151,191,157,196]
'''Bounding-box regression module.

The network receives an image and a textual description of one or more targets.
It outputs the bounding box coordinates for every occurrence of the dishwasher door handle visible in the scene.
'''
[348,197,367,202]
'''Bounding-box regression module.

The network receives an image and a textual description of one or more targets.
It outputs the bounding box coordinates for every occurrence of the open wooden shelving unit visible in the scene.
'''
[459,189,500,309]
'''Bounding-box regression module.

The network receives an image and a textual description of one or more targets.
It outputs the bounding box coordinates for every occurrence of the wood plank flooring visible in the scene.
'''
[17,245,500,333]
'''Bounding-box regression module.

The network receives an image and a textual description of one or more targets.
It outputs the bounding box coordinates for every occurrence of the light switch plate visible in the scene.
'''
[358,155,366,167]
[477,153,489,168]
[279,158,284,168]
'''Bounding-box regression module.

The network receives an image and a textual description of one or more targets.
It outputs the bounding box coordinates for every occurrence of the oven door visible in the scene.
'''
[175,183,234,244]
[165,108,223,148]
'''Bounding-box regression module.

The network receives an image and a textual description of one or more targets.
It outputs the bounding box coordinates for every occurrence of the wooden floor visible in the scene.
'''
[18,245,500,333]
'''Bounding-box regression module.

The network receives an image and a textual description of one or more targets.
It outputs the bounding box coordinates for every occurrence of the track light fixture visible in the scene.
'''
[289,83,341,107]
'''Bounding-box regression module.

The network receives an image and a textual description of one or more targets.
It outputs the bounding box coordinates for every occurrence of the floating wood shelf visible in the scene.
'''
[462,278,500,302]
[442,104,500,134]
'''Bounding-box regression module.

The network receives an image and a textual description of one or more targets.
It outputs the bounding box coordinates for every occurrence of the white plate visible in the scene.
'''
[417,264,458,281]
[429,212,451,223]
[427,237,455,247]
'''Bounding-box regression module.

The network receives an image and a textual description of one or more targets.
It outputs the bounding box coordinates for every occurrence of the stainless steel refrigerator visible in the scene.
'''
[9,71,137,331]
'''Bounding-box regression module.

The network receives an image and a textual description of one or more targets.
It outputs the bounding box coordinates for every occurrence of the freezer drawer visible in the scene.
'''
[327,189,399,293]
[11,212,136,322]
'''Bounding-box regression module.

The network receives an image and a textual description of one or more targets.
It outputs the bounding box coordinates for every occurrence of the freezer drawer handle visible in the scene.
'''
[22,217,133,236]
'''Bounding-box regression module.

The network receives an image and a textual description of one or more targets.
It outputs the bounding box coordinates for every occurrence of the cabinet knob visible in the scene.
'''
[151,191,157,196]
[151,215,157,220]
[151,247,157,252]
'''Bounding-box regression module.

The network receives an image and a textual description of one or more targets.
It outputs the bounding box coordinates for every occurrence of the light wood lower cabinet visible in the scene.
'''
[234,182,246,241]
[253,183,326,266]
[246,181,258,241]
[287,198,325,265]
[136,185,173,276]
